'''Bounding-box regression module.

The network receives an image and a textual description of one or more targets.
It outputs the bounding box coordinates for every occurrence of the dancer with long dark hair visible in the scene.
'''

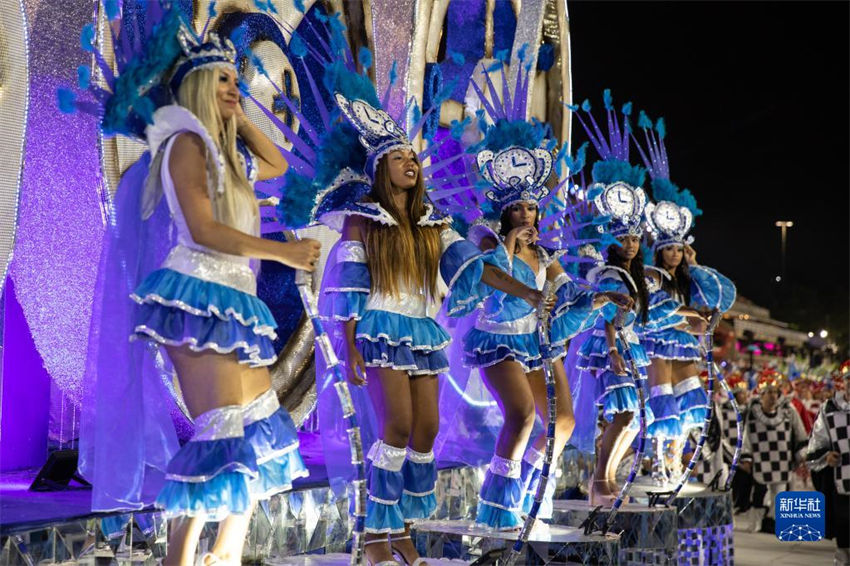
[318,91,545,565]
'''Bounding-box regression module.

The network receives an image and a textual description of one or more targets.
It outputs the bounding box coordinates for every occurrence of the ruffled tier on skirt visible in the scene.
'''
[132,268,277,367]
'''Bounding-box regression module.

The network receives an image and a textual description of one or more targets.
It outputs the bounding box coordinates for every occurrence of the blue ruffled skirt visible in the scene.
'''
[476,473,524,530]
[463,327,542,372]
[646,393,683,439]
[244,408,309,499]
[644,328,702,362]
[577,334,650,373]
[132,268,277,367]
[155,437,258,521]
[356,310,450,376]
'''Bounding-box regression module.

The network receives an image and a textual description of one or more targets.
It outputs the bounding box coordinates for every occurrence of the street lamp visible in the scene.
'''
[775,220,793,281]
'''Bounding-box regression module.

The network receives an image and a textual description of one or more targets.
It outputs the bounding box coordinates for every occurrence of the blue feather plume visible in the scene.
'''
[80,24,95,52]
[104,0,120,20]
[474,118,545,152]
[77,65,91,89]
[603,88,613,110]
[655,117,666,139]
[448,50,465,65]
[358,46,372,71]
[591,158,646,188]
[57,88,77,114]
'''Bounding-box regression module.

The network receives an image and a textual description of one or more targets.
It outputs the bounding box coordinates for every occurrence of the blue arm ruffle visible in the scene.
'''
[320,259,370,322]
[550,280,596,346]
[596,276,630,325]
[442,238,487,317]
[690,265,737,312]
[644,288,682,330]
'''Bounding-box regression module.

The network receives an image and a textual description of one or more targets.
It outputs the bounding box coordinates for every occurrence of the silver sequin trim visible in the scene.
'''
[338,240,367,263]
[406,448,434,464]
[673,376,703,396]
[162,245,256,295]
[243,389,279,426]
[523,447,544,469]
[650,384,675,398]
[191,406,244,441]
[367,440,407,471]
[489,455,521,478]
[365,291,429,317]
[475,311,538,335]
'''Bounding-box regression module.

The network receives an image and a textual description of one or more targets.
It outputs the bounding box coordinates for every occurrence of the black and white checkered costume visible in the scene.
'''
[741,398,808,486]
[807,394,850,495]
[690,399,737,485]
[719,399,741,454]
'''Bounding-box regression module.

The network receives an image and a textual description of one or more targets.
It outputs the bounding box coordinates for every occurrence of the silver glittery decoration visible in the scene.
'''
[13,0,105,407]
[508,0,545,119]
[0,0,29,292]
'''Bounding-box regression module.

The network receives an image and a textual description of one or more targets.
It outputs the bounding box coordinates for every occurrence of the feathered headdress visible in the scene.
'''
[631,112,702,250]
[569,90,648,238]
[58,1,236,140]
[426,49,556,222]
[236,6,456,232]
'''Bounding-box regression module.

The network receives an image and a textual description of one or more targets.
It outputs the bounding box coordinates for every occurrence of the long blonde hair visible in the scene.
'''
[364,154,442,298]
[176,67,258,231]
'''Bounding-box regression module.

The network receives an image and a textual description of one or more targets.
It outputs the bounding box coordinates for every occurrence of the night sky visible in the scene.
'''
[568,1,850,351]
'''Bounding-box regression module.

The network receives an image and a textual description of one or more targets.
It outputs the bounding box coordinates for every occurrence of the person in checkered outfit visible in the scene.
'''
[739,369,808,533]
[722,373,755,511]
[807,362,850,566]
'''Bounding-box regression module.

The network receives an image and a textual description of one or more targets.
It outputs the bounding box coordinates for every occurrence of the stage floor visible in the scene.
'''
[0,432,332,535]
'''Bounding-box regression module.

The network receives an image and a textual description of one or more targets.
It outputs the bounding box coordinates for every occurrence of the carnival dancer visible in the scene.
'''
[740,369,809,533]
[807,361,850,565]
[630,113,736,434]
[567,91,653,505]
[69,5,318,565]
[459,136,630,527]
[313,79,546,561]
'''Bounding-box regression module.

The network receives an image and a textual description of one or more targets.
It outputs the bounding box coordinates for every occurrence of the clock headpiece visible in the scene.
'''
[569,90,649,238]
[592,182,648,238]
[630,111,702,250]
[476,145,553,210]
[462,49,556,213]
[334,94,414,182]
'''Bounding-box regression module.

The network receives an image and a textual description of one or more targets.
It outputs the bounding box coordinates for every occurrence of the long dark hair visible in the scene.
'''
[498,204,540,254]
[364,152,442,298]
[607,244,648,323]
[655,247,692,305]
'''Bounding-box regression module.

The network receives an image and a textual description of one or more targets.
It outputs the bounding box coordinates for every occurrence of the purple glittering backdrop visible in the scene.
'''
[9,0,103,417]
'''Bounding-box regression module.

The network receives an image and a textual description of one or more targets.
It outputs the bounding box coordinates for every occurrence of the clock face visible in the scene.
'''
[349,99,394,136]
[604,182,635,217]
[492,148,536,186]
[654,201,681,232]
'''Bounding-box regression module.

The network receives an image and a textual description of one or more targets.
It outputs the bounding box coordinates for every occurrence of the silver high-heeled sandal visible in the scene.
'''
[389,534,428,566]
